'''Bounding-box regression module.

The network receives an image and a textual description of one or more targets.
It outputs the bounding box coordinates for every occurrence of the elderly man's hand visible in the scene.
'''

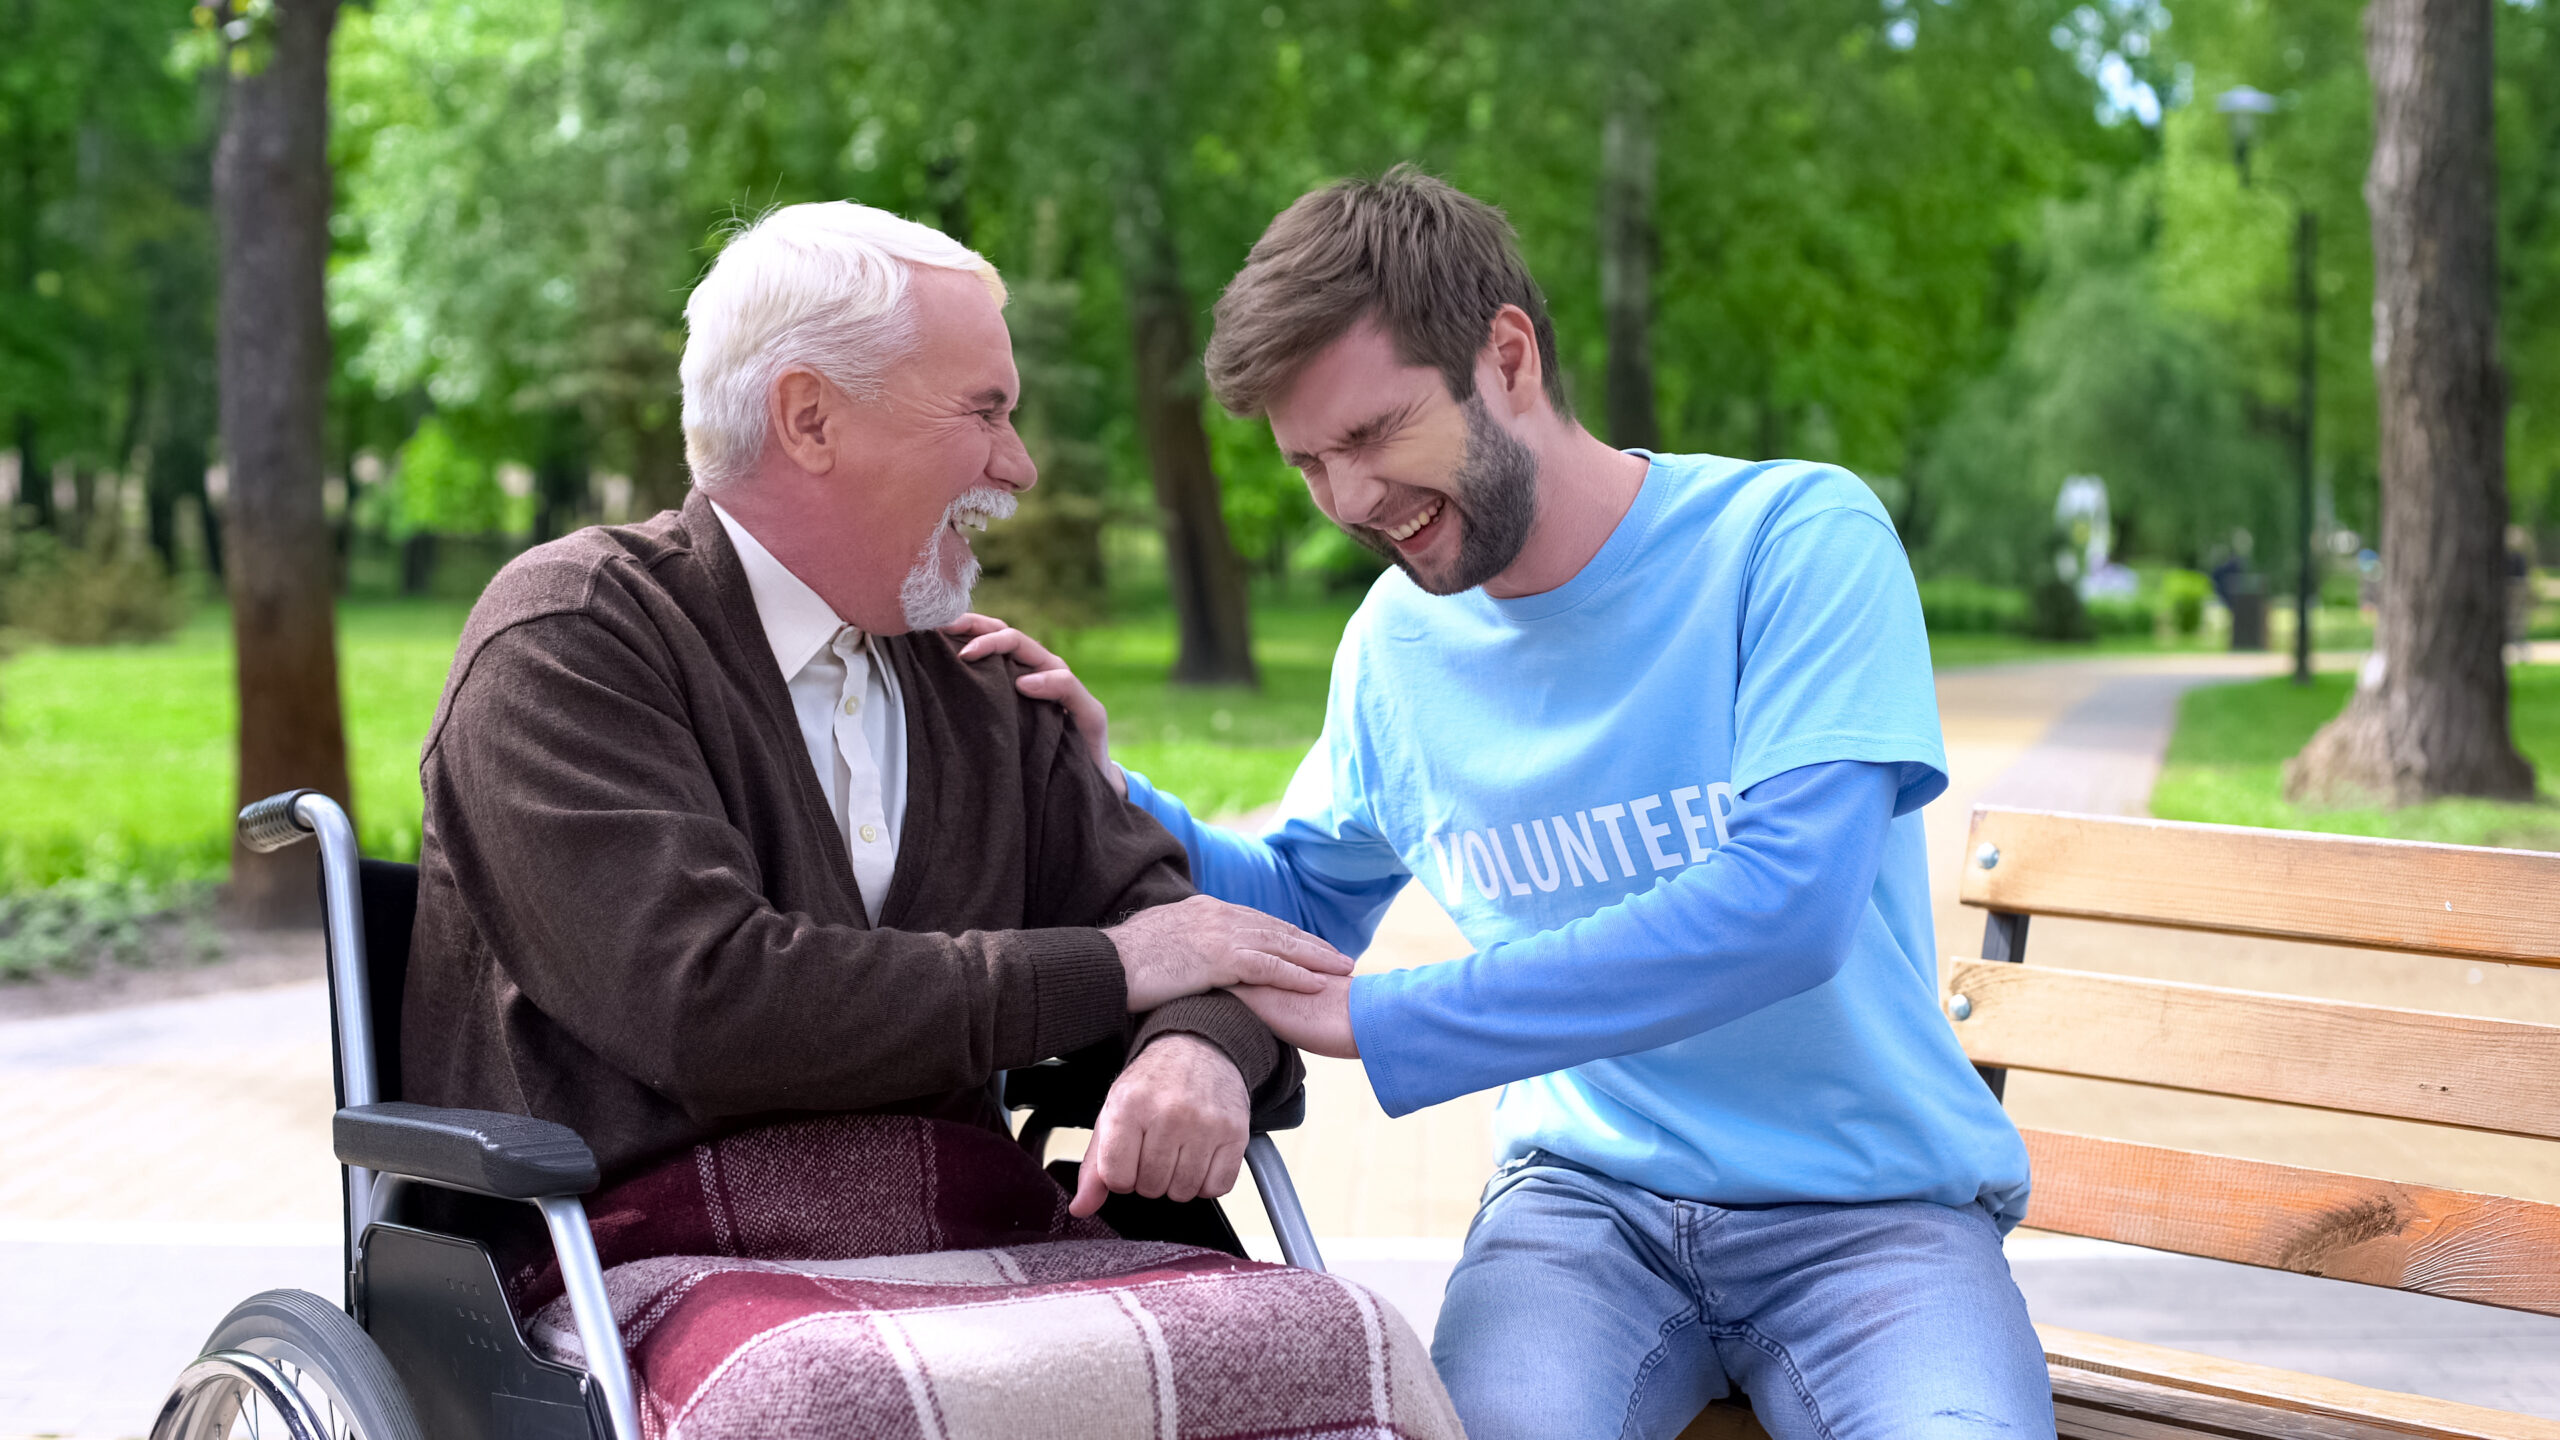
[1106,894,1354,1012]
[1070,1033,1250,1217]
[1226,973,1360,1060]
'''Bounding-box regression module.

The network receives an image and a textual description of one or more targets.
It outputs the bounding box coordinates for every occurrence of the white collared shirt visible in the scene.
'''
[710,501,906,924]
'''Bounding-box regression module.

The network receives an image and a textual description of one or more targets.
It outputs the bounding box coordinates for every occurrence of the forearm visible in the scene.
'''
[1123,768,1313,926]
[1132,992,1304,1115]
[1123,767,1403,955]
[1349,761,1897,1116]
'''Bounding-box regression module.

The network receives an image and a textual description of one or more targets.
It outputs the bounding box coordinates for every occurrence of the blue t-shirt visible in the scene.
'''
[1127,453,2031,1225]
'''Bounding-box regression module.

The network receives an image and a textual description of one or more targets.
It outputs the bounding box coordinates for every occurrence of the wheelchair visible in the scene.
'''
[152,789,1327,1440]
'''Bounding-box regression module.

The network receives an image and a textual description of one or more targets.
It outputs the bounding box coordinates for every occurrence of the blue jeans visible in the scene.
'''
[1432,1154,2052,1439]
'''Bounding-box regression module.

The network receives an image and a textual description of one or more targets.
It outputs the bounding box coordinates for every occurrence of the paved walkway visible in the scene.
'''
[6,648,2558,1435]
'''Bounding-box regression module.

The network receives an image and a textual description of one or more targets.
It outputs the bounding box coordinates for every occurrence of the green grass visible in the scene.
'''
[2150,666,2560,851]
[1925,631,2220,669]
[0,600,472,889]
[0,595,1354,892]
[8,577,2379,896]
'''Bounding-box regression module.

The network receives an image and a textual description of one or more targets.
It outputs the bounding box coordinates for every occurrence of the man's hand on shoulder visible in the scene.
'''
[945,612,1124,798]
[1106,894,1354,1012]
[1227,974,1359,1060]
[1071,1032,1250,1217]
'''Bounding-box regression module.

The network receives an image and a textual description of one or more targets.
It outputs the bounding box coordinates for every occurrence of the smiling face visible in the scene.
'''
[1268,321,1540,596]
[744,265,1036,633]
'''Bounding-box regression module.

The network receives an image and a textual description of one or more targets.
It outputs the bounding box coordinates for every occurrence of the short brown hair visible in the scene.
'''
[1204,166,1569,419]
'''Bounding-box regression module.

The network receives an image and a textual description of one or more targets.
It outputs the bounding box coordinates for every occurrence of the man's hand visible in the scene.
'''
[945,613,1123,797]
[1226,974,1360,1060]
[1106,894,1354,1012]
[1070,1033,1249,1217]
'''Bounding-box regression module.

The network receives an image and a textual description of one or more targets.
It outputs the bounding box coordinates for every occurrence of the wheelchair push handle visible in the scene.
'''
[239,788,324,852]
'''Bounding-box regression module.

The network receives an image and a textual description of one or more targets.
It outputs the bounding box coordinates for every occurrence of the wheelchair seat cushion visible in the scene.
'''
[517,1113,1461,1439]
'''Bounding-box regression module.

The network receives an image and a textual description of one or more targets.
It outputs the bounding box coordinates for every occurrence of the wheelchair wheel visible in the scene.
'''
[151,1289,424,1440]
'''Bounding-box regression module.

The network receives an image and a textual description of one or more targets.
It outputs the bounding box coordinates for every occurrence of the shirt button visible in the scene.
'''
[859,824,879,844]
[840,695,861,716]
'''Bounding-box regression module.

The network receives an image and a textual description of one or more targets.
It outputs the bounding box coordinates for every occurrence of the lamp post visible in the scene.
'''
[2218,85,2319,687]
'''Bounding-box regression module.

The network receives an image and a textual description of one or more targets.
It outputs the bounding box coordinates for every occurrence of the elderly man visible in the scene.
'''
[397,204,1469,1440]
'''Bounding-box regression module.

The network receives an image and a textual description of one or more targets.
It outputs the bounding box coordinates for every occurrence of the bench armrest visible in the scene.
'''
[334,1101,600,1199]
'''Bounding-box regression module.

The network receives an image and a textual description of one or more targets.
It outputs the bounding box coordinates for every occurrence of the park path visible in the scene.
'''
[5,646,2558,1436]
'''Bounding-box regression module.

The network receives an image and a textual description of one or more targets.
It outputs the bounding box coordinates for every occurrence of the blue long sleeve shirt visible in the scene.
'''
[1131,454,2029,1223]
[1129,758,1894,1109]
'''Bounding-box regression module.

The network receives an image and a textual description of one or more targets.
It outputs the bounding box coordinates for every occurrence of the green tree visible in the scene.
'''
[1917,186,2289,581]
[2,0,219,544]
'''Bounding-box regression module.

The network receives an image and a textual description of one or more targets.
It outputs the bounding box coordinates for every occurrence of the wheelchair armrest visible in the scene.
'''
[334,1102,600,1200]
[1252,1086,1306,1134]
[1005,1054,1307,1134]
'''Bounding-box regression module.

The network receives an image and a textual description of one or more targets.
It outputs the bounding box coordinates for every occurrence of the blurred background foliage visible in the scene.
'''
[5,0,2554,614]
[2,0,2559,918]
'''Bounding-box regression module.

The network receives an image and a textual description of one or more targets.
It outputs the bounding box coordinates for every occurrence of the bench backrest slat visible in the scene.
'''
[1941,959,2560,1140]
[1960,808,2560,966]
[2020,1129,2560,1318]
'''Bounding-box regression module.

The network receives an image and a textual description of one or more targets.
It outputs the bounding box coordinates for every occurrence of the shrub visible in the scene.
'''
[0,875,219,979]
[2027,575,2093,640]
[3,528,183,645]
[2087,596,2159,636]
[1917,578,2028,634]
[970,485,1109,635]
[2162,569,2212,636]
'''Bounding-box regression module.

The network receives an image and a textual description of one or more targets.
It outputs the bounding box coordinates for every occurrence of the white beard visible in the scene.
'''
[899,486,1017,630]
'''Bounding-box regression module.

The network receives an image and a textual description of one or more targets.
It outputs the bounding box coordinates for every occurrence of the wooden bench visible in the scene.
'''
[1683,805,2560,1439]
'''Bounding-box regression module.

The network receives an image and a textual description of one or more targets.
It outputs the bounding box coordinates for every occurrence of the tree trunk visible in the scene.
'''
[1600,102,1660,451]
[630,414,690,516]
[13,415,50,531]
[399,531,437,596]
[214,0,352,926]
[1126,250,1259,685]
[1121,198,1257,687]
[147,431,209,574]
[10,84,51,534]
[2286,0,2533,806]
[533,410,589,544]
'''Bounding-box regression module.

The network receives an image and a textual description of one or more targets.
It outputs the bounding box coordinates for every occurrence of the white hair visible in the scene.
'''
[679,201,1005,492]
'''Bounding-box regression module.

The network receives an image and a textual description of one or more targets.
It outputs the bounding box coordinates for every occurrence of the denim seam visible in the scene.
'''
[1711,1321,1836,1440]
[1614,1304,1704,1440]
[1605,1201,1713,1440]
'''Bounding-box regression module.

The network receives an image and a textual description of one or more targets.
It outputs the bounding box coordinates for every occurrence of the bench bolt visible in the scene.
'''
[1974,843,2000,870]
[1946,993,1973,1021]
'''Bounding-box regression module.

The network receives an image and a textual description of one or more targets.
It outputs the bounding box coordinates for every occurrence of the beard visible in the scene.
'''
[899,486,1017,630]
[1347,395,1539,596]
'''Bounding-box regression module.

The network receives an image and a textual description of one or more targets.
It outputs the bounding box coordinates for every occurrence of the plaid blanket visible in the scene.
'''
[520,1114,1463,1440]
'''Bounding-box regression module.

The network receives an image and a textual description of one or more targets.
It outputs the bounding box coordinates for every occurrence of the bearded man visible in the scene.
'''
[404,201,1361,1223]
[963,169,2048,1438]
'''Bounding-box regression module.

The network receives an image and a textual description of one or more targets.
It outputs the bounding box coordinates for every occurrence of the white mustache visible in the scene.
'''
[942,487,1018,531]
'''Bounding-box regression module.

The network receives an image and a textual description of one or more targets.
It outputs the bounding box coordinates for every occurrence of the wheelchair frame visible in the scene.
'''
[163,789,1326,1440]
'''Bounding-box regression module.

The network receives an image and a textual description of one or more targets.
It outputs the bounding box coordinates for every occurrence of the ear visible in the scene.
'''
[1480,304,1545,418]
[769,367,839,476]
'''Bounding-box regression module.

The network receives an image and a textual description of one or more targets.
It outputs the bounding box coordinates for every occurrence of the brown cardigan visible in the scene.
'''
[404,491,1296,1177]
